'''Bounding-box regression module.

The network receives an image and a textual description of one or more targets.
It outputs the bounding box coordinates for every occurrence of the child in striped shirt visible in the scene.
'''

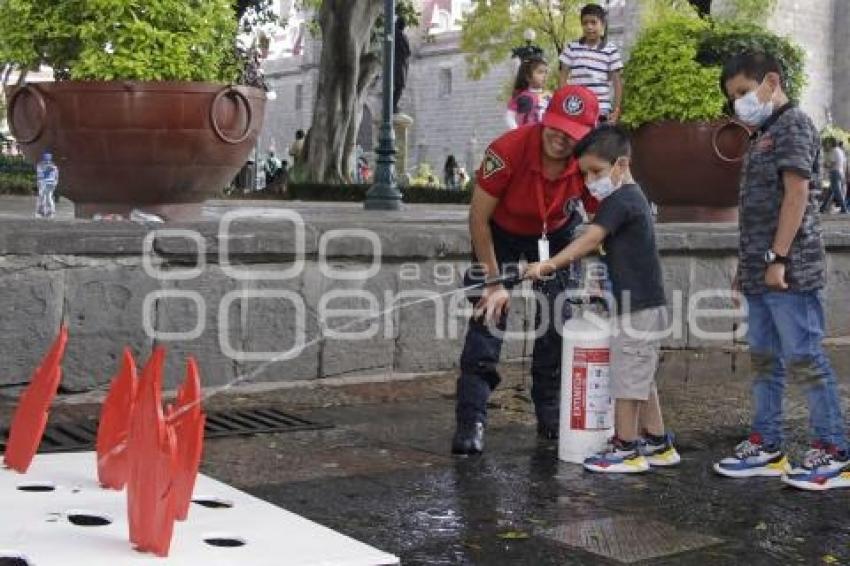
[559,3,624,123]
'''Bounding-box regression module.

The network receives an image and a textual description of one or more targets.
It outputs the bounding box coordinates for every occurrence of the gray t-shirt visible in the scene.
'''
[592,183,666,314]
[738,106,825,294]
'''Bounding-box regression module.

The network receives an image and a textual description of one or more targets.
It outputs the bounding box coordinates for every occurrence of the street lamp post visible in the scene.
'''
[511,28,544,61]
[364,0,402,210]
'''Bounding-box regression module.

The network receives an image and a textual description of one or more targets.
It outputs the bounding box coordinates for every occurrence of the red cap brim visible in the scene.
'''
[541,113,592,141]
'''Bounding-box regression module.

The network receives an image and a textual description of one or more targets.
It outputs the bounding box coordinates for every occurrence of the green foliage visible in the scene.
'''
[0,0,240,82]
[460,0,583,80]
[822,125,850,146]
[715,0,778,26]
[245,182,472,204]
[621,14,722,127]
[0,171,36,195]
[696,21,806,102]
[621,8,806,128]
[639,0,700,25]
[287,183,370,202]
[296,0,419,44]
[408,163,437,187]
[0,156,36,194]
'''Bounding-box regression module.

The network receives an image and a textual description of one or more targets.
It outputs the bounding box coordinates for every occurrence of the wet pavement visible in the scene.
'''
[5,359,849,565]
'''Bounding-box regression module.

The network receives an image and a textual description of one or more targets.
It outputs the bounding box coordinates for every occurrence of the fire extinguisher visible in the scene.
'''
[558,294,614,464]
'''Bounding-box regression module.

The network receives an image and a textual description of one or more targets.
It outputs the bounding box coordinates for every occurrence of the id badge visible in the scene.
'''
[537,236,550,262]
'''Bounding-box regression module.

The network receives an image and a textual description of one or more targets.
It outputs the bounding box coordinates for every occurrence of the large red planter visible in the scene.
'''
[7,81,266,218]
[631,119,751,222]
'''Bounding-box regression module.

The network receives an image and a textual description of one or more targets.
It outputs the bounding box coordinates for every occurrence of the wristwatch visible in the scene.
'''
[764,249,790,265]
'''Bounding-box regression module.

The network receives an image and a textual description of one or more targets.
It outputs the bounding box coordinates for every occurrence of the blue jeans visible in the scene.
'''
[820,170,848,213]
[746,291,846,451]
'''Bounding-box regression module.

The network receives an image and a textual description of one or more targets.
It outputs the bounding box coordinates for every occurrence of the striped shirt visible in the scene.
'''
[559,40,623,115]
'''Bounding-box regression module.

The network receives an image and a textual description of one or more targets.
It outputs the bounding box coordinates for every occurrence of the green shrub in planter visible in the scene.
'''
[0,0,239,82]
[621,13,805,129]
[0,171,36,195]
[696,22,806,103]
[403,186,471,204]
[262,183,472,205]
[0,155,35,175]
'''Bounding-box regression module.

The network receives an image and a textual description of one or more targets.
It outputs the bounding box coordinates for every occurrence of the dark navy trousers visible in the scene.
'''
[456,221,581,428]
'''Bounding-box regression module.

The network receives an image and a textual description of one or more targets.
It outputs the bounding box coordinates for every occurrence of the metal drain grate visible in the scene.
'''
[541,517,723,564]
[0,408,331,454]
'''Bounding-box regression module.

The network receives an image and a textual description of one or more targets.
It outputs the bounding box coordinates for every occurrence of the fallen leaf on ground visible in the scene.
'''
[498,531,530,540]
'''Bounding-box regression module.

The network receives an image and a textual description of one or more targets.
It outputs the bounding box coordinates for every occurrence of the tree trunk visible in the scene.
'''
[304,0,382,184]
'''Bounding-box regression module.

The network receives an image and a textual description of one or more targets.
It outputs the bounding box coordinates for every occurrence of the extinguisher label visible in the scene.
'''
[570,347,612,430]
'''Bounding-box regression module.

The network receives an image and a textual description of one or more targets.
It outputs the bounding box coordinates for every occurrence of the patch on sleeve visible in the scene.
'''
[481,149,506,179]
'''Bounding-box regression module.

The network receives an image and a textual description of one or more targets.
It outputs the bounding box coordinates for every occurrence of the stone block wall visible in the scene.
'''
[2,217,849,393]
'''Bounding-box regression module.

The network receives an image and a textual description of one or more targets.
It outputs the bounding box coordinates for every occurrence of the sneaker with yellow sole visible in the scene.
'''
[713,434,791,478]
[640,433,681,467]
[584,438,650,474]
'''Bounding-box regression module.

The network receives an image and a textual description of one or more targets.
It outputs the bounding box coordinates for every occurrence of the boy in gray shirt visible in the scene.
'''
[714,52,848,490]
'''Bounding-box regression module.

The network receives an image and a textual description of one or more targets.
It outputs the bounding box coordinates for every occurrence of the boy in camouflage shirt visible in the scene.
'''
[713,52,849,490]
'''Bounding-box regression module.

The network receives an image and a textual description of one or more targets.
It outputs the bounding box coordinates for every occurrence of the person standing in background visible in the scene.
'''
[506,55,552,130]
[289,129,306,167]
[559,3,624,123]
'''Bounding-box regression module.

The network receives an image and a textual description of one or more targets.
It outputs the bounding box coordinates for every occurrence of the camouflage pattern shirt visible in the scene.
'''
[738,105,825,294]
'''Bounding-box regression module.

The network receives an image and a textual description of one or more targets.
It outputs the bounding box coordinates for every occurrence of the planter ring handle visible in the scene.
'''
[712,119,751,163]
[8,84,47,145]
[210,86,253,145]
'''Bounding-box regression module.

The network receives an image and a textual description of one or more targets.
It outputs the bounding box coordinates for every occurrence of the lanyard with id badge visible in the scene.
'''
[535,178,560,262]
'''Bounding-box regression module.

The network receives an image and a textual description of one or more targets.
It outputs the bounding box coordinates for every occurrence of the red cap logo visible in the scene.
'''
[542,85,599,141]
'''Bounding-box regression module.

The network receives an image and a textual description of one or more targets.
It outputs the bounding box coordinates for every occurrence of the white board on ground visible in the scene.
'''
[0,451,399,565]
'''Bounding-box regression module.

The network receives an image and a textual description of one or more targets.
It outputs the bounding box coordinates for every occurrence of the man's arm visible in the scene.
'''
[469,185,500,277]
[469,185,513,321]
[765,171,809,290]
[772,171,809,256]
[609,70,623,122]
[559,66,570,87]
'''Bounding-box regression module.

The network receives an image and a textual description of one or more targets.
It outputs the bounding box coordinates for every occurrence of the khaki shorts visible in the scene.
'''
[609,306,667,401]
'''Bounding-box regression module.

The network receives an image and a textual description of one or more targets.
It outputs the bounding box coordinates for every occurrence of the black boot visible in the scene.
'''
[451,422,485,455]
[537,422,559,440]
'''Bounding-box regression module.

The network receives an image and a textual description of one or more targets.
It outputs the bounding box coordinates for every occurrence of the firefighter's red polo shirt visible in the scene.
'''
[476,123,597,237]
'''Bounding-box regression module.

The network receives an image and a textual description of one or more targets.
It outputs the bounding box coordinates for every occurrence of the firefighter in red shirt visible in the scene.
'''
[452,85,600,455]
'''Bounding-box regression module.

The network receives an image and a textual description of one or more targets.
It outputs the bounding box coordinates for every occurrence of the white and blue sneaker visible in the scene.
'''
[639,432,681,467]
[782,446,850,491]
[714,434,791,478]
[584,438,650,474]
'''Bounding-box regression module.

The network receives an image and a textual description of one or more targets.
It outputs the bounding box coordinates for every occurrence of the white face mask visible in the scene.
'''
[587,175,618,201]
[586,160,624,200]
[734,87,774,126]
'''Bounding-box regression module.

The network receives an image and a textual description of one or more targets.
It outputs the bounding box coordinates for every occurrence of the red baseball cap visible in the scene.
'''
[541,85,600,141]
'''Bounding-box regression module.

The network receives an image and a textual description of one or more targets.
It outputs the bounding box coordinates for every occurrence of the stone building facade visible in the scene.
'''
[260,0,850,178]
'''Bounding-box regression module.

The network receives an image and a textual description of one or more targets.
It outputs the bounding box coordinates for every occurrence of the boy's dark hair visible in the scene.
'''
[513,55,547,94]
[580,3,607,22]
[295,129,305,139]
[574,124,631,164]
[720,52,785,99]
